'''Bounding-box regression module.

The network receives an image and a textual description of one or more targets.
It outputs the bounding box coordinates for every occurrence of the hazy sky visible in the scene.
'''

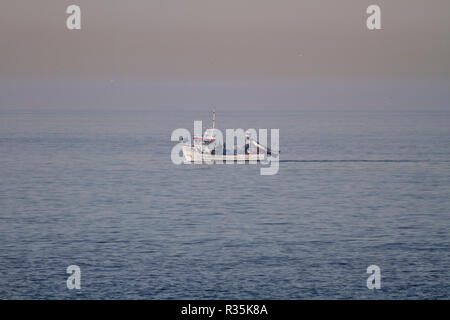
[1,0,449,109]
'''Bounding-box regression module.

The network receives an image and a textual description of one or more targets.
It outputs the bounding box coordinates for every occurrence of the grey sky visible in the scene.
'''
[1,1,449,108]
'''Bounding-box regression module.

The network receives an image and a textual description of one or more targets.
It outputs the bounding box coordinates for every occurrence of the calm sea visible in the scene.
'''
[0,108,449,299]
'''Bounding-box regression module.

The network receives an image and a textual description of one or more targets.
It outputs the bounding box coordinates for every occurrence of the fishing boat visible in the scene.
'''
[179,111,277,164]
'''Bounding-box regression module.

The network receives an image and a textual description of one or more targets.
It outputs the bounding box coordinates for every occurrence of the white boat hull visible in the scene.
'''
[181,144,267,164]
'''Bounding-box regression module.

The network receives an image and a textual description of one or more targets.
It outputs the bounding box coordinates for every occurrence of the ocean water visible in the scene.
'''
[0,108,449,299]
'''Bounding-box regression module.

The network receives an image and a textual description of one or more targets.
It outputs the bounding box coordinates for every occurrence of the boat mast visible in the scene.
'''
[212,109,215,129]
